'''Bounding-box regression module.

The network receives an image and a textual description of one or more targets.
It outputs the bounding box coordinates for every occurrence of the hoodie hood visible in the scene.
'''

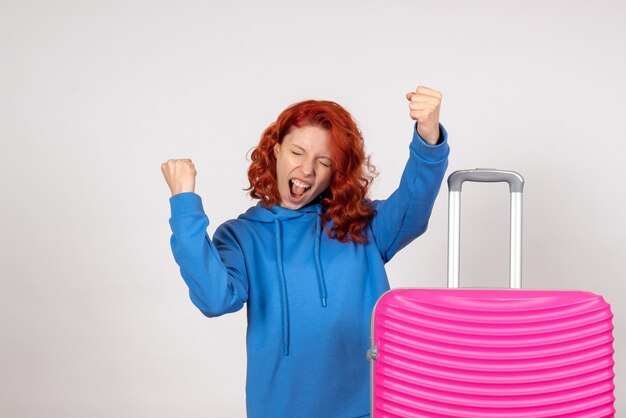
[239,202,328,356]
[239,201,322,222]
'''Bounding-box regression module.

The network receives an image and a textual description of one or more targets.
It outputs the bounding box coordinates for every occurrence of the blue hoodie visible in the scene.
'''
[168,125,449,417]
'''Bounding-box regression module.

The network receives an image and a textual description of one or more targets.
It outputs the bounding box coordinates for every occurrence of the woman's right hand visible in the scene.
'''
[161,159,197,196]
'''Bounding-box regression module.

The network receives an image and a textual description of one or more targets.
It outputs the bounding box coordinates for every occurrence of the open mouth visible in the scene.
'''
[289,178,312,199]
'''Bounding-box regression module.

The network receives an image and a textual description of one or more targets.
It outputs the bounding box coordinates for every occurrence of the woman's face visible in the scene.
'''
[273,125,333,210]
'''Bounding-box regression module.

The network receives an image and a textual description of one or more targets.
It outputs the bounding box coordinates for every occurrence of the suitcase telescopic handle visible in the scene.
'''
[447,169,524,289]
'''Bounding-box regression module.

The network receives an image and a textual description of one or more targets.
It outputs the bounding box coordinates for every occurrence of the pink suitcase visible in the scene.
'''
[368,169,615,417]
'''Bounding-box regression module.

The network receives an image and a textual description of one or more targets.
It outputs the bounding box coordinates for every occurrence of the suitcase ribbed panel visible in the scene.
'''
[371,289,615,418]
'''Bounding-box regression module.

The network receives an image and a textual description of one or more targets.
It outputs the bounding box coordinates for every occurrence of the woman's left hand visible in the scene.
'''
[405,86,442,145]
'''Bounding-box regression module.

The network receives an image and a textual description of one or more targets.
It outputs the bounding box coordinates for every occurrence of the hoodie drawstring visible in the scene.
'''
[314,209,328,307]
[274,219,290,356]
[273,208,328,356]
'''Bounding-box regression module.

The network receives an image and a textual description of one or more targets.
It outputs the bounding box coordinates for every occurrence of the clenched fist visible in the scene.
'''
[161,159,197,196]
[405,86,442,145]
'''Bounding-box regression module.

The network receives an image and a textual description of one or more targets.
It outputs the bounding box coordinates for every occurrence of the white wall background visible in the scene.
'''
[1,0,624,416]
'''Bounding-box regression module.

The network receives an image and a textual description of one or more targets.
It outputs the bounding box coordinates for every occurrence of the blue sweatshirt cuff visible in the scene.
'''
[169,192,205,217]
[410,122,450,163]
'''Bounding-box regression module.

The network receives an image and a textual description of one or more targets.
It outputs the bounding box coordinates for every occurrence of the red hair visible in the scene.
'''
[246,100,377,243]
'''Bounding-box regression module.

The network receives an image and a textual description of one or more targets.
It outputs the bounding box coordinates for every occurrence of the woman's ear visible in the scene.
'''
[273,142,280,158]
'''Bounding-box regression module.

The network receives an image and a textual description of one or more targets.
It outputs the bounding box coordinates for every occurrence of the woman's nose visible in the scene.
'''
[301,159,314,176]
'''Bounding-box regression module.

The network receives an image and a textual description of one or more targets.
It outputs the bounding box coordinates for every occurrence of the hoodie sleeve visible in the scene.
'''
[370,123,450,262]
[168,192,248,317]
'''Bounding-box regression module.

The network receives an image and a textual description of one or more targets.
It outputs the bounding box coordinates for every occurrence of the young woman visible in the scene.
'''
[161,86,449,418]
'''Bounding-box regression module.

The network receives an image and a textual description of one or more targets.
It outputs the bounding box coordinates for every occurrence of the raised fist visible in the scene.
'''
[161,159,197,196]
[405,86,442,145]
